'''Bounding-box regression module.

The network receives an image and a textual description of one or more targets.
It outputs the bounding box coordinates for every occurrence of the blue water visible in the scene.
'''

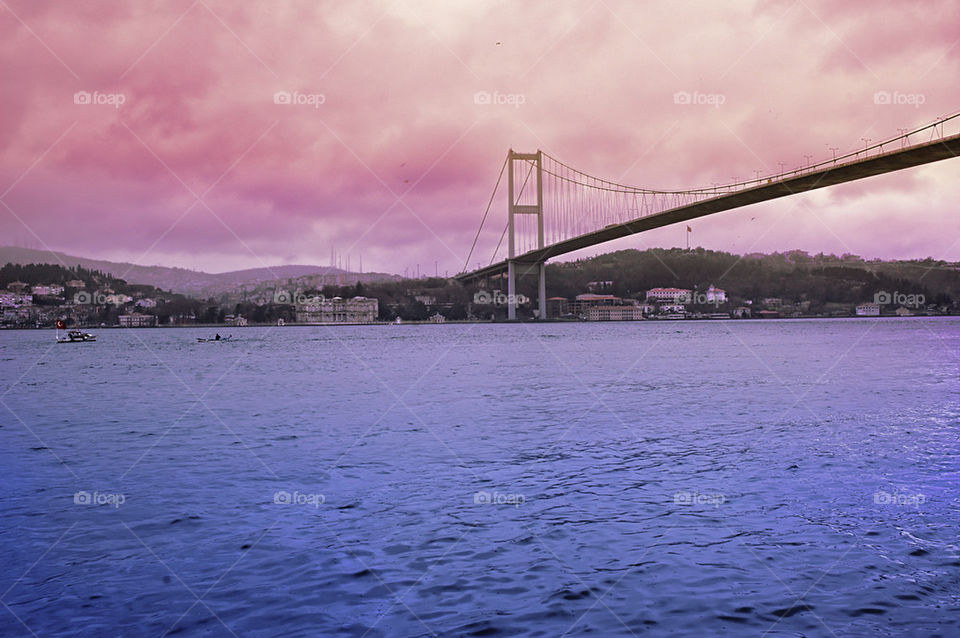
[1,319,958,637]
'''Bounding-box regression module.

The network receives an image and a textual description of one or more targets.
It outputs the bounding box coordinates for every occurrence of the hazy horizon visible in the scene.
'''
[2,242,957,280]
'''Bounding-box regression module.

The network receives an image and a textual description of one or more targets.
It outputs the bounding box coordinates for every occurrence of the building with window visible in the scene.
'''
[646,288,692,303]
[569,294,627,317]
[855,303,881,317]
[31,284,65,296]
[705,285,727,304]
[296,296,378,323]
[546,297,569,318]
[119,313,158,327]
[585,305,645,321]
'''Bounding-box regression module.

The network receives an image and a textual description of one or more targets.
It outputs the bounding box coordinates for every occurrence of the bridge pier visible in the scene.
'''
[538,262,546,318]
[507,260,516,320]
[505,260,547,320]
[507,149,547,320]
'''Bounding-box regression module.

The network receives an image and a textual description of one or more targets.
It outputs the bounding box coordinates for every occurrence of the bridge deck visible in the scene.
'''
[457,132,960,283]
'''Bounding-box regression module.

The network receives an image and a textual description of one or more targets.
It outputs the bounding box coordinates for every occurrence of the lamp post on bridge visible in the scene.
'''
[898,129,909,148]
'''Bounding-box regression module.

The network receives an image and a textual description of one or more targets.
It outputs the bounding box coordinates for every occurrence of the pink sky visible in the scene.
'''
[1,0,959,275]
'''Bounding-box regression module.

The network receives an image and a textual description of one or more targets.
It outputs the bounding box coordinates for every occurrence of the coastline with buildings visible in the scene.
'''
[2,248,958,329]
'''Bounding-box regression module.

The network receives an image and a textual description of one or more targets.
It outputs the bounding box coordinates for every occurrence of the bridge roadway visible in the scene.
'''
[457,132,960,283]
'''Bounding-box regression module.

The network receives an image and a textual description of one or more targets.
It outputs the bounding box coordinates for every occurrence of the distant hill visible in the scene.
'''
[0,246,400,298]
[543,248,960,309]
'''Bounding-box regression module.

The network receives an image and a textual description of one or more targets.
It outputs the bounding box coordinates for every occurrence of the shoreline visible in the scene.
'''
[3,314,957,330]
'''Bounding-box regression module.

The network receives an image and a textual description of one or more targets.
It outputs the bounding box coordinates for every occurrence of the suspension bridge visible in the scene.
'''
[457,113,960,319]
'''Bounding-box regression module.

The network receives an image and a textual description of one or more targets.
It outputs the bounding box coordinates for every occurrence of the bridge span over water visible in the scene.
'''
[457,114,960,319]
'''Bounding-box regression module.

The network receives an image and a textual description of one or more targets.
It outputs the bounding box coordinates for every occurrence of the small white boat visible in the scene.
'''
[58,329,97,343]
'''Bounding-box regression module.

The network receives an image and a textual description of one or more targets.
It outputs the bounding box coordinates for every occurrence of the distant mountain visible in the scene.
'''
[0,246,400,298]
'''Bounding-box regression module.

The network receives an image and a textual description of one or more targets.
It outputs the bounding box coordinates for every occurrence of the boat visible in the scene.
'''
[58,329,97,343]
[197,335,236,343]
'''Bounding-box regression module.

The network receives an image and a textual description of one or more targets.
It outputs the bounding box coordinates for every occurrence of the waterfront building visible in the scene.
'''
[659,303,686,314]
[119,313,158,328]
[295,296,378,323]
[570,293,629,317]
[585,305,645,321]
[546,297,569,318]
[856,303,881,317]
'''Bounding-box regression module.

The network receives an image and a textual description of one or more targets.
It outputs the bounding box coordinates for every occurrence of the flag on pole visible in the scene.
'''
[56,320,66,329]
[686,225,692,232]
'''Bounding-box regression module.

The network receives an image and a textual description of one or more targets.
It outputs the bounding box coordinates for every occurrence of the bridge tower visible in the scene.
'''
[507,150,547,320]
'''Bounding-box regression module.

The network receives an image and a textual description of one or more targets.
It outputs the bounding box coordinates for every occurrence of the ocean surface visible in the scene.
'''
[1,319,958,637]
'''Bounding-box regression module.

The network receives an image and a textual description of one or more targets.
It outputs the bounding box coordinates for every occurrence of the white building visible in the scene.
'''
[135,298,157,308]
[296,296,378,323]
[856,303,881,317]
[31,284,64,296]
[646,288,692,303]
[659,303,687,314]
[705,285,727,304]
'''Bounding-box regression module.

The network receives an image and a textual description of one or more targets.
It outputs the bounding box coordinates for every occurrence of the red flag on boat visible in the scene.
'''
[56,320,66,329]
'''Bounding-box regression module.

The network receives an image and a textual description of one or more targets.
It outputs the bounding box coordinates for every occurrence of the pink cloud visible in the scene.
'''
[1,0,959,275]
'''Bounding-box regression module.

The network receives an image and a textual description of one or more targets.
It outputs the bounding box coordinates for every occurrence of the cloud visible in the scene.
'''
[1,0,959,274]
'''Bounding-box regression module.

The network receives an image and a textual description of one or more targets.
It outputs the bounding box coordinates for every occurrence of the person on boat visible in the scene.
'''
[215,333,221,341]
[227,335,233,340]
